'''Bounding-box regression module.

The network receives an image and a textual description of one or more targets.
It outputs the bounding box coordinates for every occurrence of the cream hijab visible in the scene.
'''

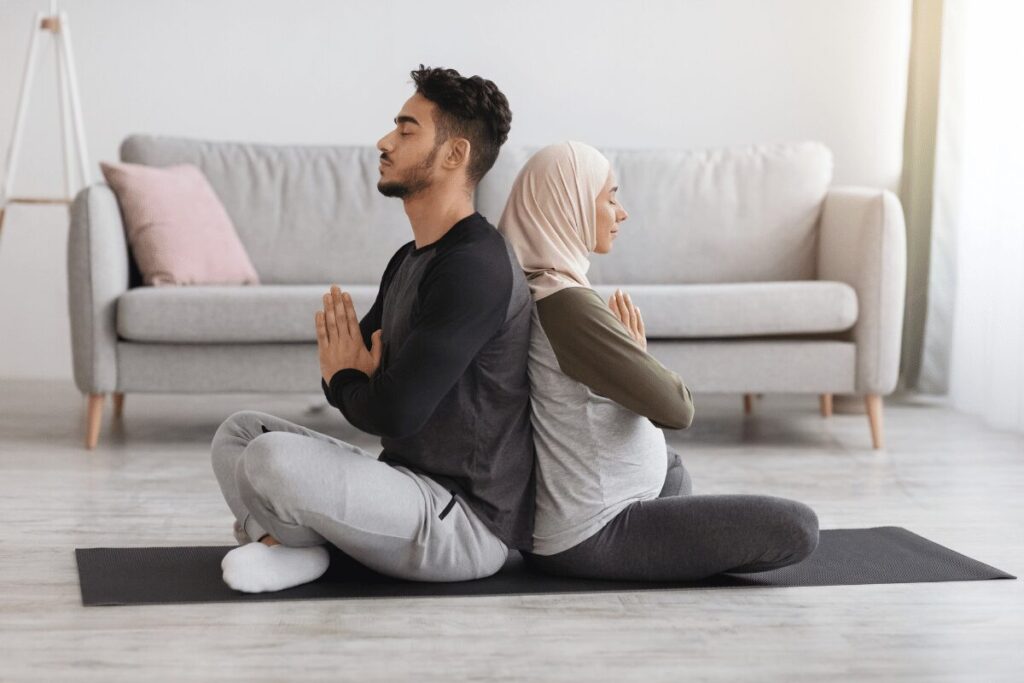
[497,141,611,302]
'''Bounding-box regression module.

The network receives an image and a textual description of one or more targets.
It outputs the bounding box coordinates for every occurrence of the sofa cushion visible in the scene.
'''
[117,285,381,343]
[117,281,855,344]
[478,141,833,285]
[99,161,260,286]
[590,281,857,338]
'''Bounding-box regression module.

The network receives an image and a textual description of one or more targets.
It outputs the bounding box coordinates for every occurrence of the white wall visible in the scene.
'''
[0,0,911,381]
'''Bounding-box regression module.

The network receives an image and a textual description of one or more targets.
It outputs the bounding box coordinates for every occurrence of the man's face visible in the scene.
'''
[376,93,442,199]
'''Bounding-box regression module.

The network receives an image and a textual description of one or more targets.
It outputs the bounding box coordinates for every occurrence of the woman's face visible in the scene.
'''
[593,170,629,254]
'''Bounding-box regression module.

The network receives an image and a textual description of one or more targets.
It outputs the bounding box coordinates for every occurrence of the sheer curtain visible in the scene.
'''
[920,0,1024,433]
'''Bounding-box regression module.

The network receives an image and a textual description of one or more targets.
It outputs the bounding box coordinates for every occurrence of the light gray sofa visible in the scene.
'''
[67,134,906,450]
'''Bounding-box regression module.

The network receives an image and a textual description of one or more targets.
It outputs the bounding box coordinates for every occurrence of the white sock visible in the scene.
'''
[221,541,330,593]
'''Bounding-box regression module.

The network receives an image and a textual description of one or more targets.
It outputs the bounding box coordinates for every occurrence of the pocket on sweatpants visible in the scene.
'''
[438,491,457,520]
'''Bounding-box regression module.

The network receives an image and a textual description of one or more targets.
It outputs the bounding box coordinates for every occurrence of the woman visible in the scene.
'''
[497,141,819,581]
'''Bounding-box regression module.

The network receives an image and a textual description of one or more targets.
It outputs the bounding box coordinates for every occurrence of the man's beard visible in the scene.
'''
[377,145,439,199]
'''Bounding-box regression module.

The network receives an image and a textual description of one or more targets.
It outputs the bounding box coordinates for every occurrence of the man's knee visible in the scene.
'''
[210,411,254,480]
[237,431,309,496]
[221,409,267,434]
[212,410,270,451]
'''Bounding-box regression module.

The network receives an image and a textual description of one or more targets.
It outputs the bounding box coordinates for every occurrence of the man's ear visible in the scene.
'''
[443,138,471,172]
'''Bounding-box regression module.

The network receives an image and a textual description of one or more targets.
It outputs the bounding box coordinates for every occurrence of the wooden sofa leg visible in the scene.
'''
[865,394,884,450]
[820,393,833,417]
[743,393,753,415]
[112,392,125,418]
[86,393,105,450]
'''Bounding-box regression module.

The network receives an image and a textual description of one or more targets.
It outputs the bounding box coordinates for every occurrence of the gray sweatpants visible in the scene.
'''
[521,450,821,581]
[210,410,509,582]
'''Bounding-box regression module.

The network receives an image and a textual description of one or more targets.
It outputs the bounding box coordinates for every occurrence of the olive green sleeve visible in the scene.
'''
[536,286,695,429]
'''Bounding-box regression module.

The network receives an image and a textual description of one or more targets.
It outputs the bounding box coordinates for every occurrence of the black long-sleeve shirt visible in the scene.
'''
[320,212,536,550]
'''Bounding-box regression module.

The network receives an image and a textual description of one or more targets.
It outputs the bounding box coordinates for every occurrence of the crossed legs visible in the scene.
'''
[210,410,509,590]
[523,448,820,581]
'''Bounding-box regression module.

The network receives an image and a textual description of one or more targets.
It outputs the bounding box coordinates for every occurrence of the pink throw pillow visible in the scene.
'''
[99,161,260,286]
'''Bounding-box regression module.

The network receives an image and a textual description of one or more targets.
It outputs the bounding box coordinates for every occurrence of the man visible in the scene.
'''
[210,66,535,592]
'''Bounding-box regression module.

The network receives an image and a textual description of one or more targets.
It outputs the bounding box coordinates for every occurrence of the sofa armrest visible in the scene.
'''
[67,183,129,394]
[817,186,907,395]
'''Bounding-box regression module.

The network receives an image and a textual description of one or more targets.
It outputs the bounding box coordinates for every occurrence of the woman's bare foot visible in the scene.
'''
[258,533,281,547]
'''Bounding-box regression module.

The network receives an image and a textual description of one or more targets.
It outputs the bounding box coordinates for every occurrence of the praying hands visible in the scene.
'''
[316,285,383,384]
[608,288,647,351]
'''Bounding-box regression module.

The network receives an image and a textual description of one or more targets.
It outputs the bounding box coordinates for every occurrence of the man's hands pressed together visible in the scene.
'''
[316,285,383,384]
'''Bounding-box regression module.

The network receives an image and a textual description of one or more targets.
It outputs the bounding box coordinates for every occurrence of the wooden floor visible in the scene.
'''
[0,379,1021,682]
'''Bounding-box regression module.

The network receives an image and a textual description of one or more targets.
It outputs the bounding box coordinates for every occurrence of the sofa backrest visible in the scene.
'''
[477,141,834,284]
[119,134,412,284]
[119,135,832,286]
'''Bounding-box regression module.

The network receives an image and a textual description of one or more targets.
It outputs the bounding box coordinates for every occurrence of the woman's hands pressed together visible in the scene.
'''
[316,285,383,384]
[608,288,647,351]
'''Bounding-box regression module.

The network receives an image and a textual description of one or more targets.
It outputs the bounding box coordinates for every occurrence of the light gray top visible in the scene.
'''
[527,286,695,555]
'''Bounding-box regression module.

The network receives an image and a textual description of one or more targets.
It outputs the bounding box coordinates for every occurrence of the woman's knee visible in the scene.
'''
[676,456,693,496]
[659,449,693,497]
[781,499,820,562]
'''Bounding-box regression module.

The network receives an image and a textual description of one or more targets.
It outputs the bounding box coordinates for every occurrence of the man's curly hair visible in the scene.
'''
[411,65,512,185]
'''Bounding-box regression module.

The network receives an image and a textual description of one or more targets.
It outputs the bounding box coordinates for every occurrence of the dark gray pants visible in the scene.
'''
[521,450,820,581]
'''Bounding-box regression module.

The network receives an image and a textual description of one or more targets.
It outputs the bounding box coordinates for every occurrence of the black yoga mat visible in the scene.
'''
[75,526,1015,606]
